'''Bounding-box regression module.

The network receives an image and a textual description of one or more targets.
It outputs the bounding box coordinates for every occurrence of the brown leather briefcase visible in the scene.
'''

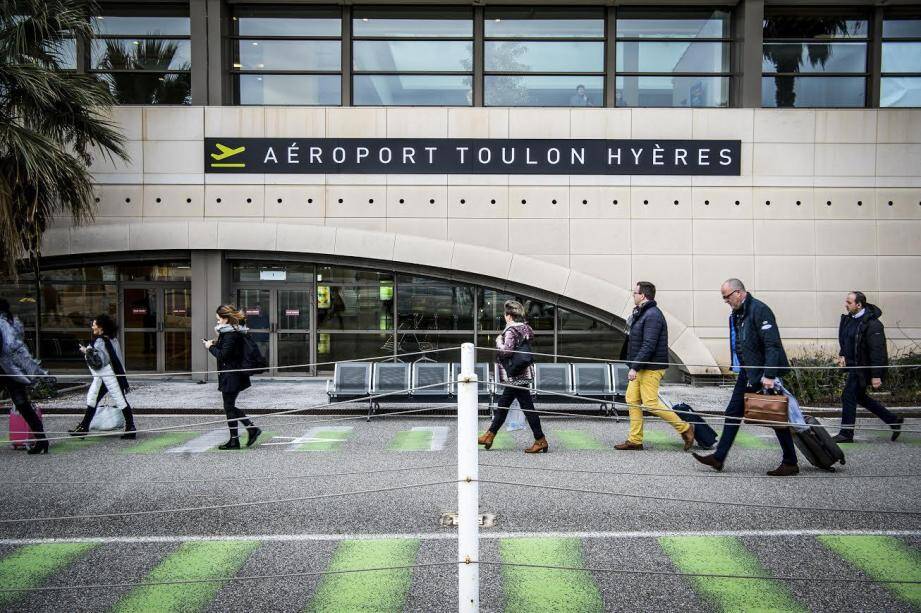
[743,391,789,428]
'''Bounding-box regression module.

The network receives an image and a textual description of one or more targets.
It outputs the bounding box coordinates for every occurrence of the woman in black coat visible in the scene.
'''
[203,305,261,450]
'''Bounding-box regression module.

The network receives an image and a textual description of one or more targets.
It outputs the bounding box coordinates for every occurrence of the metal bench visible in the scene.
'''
[369,362,412,420]
[412,362,452,399]
[325,362,372,402]
[572,362,620,419]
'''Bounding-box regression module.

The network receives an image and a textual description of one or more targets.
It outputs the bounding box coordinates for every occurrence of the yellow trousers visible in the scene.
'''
[625,369,690,444]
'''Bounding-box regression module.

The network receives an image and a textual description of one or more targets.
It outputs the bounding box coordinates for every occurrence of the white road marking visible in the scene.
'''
[165,429,227,453]
[2,529,919,545]
[287,426,353,451]
[411,426,449,451]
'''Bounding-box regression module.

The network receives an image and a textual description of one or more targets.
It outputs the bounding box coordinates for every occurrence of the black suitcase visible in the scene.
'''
[793,415,845,471]
[673,402,718,449]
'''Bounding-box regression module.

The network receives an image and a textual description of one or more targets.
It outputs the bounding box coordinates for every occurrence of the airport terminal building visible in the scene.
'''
[4,0,921,378]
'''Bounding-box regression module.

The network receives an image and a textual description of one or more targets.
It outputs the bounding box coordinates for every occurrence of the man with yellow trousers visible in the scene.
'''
[615,281,695,451]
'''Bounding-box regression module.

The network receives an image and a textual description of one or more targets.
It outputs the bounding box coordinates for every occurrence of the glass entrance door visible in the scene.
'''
[122,285,191,372]
[234,287,312,376]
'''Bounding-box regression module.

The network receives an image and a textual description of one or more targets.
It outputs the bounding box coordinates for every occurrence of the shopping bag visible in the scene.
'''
[505,407,525,432]
[89,404,125,431]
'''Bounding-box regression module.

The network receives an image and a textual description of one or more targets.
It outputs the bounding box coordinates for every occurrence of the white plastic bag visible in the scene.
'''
[505,407,525,432]
[89,405,125,431]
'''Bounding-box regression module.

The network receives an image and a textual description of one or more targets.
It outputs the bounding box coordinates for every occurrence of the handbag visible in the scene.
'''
[743,388,789,428]
[499,338,533,378]
[85,347,107,370]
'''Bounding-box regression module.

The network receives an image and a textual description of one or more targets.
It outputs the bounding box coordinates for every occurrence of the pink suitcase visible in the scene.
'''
[9,405,43,449]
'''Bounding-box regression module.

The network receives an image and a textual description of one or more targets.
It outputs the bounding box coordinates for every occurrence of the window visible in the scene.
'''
[615,10,730,107]
[762,14,868,107]
[352,8,473,106]
[881,17,921,107]
[484,7,604,106]
[90,9,192,104]
[232,6,341,105]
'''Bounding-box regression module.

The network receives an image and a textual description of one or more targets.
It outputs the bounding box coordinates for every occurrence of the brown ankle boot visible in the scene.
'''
[477,431,495,450]
[524,437,549,454]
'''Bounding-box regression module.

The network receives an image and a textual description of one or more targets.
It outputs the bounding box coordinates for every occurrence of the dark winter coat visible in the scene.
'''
[730,293,790,384]
[626,300,669,371]
[838,303,888,385]
[208,326,252,394]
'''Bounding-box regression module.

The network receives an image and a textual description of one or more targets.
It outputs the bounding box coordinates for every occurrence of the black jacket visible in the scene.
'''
[838,303,887,384]
[626,300,669,371]
[208,330,252,394]
[731,293,789,384]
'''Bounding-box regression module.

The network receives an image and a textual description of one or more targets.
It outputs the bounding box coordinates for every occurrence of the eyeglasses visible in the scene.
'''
[721,289,740,301]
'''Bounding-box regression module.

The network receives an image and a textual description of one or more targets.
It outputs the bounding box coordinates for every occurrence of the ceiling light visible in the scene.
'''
[252,41,258,46]
[233,62,242,68]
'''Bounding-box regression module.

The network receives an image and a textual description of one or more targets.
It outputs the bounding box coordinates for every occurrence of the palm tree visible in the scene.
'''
[97,38,191,104]
[762,17,851,107]
[0,0,127,278]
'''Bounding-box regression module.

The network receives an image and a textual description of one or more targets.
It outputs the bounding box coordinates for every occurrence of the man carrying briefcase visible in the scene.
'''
[692,279,799,476]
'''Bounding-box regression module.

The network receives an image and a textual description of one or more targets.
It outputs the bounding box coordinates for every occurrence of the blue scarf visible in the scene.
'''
[728,314,740,373]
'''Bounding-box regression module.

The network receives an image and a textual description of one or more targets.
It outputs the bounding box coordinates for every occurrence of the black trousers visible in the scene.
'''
[222,391,252,437]
[840,371,898,435]
[488,386,544,440]
[713,370,797,466]
[3,380,45,440]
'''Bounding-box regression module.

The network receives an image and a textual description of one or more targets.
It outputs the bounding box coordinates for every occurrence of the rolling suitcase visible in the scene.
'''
[9,404,43,449]
[793,415,845,471]
[672,402,718,449]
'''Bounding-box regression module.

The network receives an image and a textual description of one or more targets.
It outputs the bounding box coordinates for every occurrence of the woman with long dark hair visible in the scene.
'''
[70,313,136,438]
[0,298,49,454]
[203,305,261,450]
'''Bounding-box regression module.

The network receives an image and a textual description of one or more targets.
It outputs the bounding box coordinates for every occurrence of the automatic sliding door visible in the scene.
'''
[276,289,311,375]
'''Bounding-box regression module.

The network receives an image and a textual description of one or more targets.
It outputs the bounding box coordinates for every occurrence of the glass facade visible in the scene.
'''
[761,14,868,108]
[881,18,921,107]
[352,8,473,106]
[616,10,731,107]
[90,10,192,104]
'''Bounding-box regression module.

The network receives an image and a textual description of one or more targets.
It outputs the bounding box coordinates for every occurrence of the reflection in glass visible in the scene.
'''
[317,267,393,284]
[616,41,728,73]
[485,14,603,38]
[278,291,310,330]
[237,17,340,37]
[761,43,866,73]
[883,19,921,38]
[278,333,310,374]
[397,278,474,331]
[235,289,271,331]
[354,41,471,72]
[485,41,603,73]
[232,262,314,283]
[165,331,190,372]
[762,17,867,39]
[558,308,613,331]
[123,288,158,329]
[0,285,37,328]
[39,331,91,370]
[52,39,77,69]
[616,76,728,107]
[478,289,554,332]
[354,75,471,106]
[317,286,392,331]
[98,72,192,104]
[316,333,390,372]
[92,16,190,36]
[164,289,191,329]
[762,76,865,107]
[558,333,624,362]
[237,40,340,71]
[42,266,116,282]
[881,77,921,107]
[92,39,191,70]
[353,18,472,38]
[617,14,729,38]
[238,74,340,105]
[882,43,921,73]
[120,262,192,282]
[124,331,157,371]
[485,75,603,106]
[41,284,117,329]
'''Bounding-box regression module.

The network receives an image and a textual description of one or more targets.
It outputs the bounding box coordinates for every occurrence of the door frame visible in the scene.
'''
[231,284,315,376]
[120,282,191,373]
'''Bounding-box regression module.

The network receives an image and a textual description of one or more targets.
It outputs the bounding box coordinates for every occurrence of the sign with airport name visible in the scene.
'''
[205,138,741,176]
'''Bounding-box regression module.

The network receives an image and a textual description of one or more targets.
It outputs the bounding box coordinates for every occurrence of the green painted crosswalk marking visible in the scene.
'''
[0,542,97,607]
[659,536,803,612]
[298,429,351,451]
[206,431,276,452]
[818,535,921,608]
[640,430,684,449]
[307,539,419,612]
[52,435,106,453]
[555,430,604,450]
[389,430,432,451]
[500,537,603,613]
[732,430,773,449]
[121,432,199,455]
[479,429,516,450]
[114,540,258,613]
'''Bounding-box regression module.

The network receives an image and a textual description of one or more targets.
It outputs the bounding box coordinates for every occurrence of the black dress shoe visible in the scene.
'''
[27,440,49,455]
[68,424,88,437]
[766,463,799,477]
[218,438,241,450]
[121,426,137,440]
[692,452,724,472]
[246,427,262,448]
[832,433,854,444]
[891,417,904,442]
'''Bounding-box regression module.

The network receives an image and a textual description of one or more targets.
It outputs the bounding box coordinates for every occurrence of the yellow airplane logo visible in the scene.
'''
[210,143,246,168]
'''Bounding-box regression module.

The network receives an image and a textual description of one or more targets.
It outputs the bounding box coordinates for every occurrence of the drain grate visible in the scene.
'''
[439,512,496,528]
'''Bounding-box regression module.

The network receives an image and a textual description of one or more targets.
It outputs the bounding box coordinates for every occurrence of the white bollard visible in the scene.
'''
[457,342,479,612]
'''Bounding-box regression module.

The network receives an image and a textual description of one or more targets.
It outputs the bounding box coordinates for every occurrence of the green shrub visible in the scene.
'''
[784,349,921,406]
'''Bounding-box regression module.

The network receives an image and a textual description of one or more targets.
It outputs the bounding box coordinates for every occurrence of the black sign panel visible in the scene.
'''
[204,138,741,175]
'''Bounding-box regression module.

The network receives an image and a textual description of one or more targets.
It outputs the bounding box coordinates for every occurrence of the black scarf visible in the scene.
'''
[96,335,130,395]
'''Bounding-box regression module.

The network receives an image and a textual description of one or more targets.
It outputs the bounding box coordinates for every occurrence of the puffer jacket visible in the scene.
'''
[626,300,669,371]
[0,316,46,385]
[208,324,252,394]
[838,303,888,385]
[495,321,535,383]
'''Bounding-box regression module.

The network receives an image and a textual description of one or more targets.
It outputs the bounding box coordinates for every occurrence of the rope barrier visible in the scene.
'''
[478,479,921,516]
[0,480,460,524]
